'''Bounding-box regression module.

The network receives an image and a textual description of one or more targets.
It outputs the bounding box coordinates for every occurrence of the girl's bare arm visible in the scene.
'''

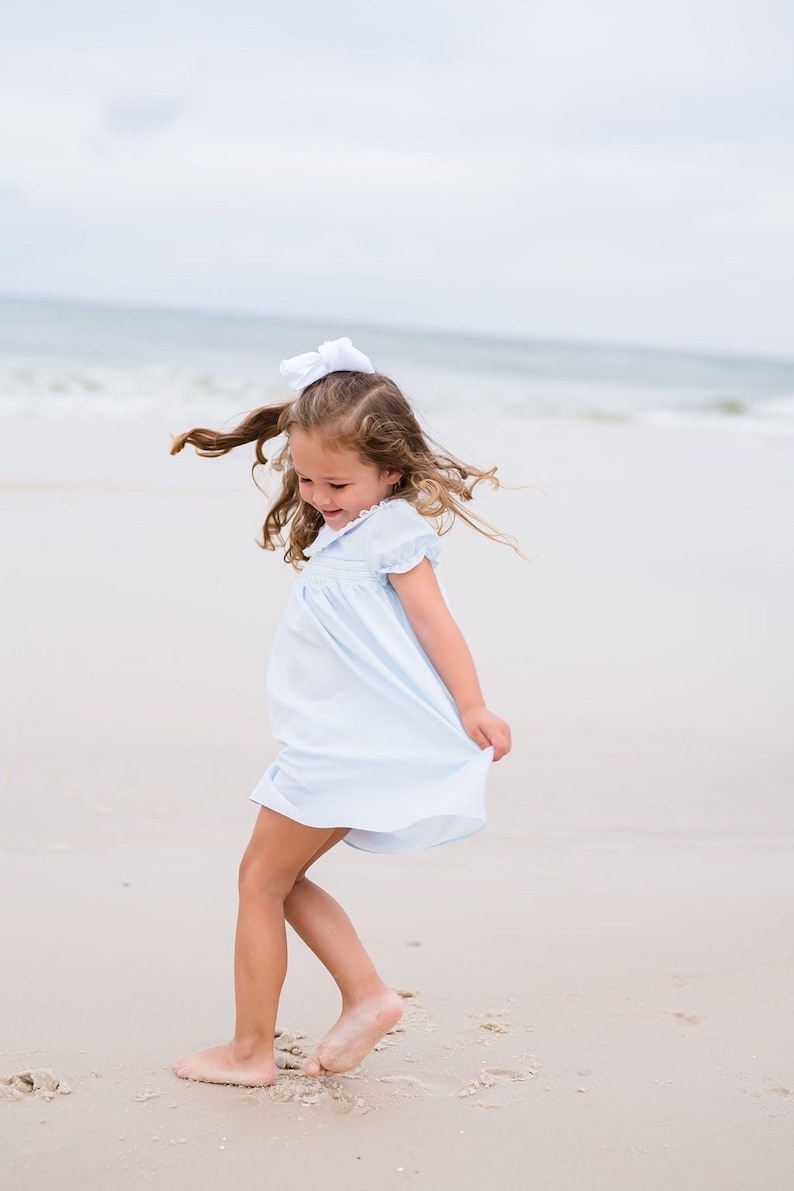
[388,559,512,761]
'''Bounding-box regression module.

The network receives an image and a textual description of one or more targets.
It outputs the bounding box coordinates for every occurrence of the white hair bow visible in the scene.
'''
[279,337,375,392]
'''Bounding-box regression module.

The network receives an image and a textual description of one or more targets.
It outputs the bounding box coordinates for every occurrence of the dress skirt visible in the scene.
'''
[249,499,493,854]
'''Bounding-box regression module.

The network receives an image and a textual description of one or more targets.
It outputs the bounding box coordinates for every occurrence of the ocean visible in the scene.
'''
[1,294,793,437]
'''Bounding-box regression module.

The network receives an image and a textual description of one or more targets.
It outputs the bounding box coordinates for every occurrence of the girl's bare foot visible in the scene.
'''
[174,1042,277,1087]
[304,989,403,1076]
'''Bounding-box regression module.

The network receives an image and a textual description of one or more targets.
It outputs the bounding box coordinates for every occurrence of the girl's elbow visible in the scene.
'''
[408,607,455,640]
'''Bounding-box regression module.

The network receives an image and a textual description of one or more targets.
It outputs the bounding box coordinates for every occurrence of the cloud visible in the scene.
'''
[0,0,792,355]
[102,95,186,140]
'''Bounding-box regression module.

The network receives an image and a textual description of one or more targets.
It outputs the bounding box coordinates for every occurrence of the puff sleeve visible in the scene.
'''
[364,500,441,584]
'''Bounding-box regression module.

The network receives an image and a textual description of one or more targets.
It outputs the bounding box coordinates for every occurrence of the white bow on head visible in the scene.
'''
[279,337,375,392]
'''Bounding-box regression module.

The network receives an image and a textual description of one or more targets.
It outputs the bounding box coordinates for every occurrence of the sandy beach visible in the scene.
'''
[2,410,793,1189]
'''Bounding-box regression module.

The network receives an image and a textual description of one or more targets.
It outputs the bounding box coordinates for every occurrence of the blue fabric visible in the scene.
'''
[249,499,492,853]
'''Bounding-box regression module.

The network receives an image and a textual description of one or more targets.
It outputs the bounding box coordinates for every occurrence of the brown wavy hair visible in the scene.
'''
[171,370,516,566]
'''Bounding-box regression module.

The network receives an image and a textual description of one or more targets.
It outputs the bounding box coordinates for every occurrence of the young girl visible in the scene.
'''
[170,337,512,1086]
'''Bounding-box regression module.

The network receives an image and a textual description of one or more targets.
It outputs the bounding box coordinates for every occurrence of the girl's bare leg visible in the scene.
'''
[284,868,404,1076]
[174,809,338,1086]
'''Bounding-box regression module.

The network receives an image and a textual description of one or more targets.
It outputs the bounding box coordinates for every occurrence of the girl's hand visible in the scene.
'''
[461,706,512,761]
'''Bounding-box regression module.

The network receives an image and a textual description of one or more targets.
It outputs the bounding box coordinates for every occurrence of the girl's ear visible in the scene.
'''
[382,468,402,485]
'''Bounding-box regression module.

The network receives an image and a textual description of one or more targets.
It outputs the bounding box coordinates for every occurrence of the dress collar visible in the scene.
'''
[304,498,396,558]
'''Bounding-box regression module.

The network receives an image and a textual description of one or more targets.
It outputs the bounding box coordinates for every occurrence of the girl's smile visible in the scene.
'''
[290,429,401,530]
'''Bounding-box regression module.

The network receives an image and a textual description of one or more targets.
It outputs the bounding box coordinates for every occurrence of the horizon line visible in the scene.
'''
[1,289,793,370]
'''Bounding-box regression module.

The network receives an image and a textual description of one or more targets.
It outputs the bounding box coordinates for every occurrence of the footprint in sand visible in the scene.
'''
[1,1070,71,1102]
[457,1066,539,1101]
[248,1073,370,1113]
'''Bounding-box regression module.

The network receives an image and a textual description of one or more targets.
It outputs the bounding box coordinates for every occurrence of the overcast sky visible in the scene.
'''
[1,0,792,357]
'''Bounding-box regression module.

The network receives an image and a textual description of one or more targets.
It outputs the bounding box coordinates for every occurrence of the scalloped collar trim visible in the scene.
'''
[304,498,398,558]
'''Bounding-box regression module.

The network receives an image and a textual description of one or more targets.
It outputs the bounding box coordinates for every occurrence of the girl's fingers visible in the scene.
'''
[462,709,512,760]
[488,725,512,761]
[473,726,511,760]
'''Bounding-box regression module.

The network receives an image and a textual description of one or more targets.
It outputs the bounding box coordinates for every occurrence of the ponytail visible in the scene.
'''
[170,401,292,466]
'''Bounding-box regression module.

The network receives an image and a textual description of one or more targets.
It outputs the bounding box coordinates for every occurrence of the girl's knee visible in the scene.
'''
[238,850,293,901]
[239,852,276,895]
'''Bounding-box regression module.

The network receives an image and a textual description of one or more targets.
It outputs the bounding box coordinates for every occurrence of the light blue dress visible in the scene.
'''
[249,498,493,853]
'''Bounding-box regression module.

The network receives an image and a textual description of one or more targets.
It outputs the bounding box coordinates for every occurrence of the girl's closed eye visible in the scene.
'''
[297,477,347,490]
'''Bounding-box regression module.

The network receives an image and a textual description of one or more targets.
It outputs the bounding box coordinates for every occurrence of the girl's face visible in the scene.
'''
[290,429,402,531]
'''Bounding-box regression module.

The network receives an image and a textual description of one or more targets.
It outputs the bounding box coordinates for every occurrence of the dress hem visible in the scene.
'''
[247,792,485,854]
